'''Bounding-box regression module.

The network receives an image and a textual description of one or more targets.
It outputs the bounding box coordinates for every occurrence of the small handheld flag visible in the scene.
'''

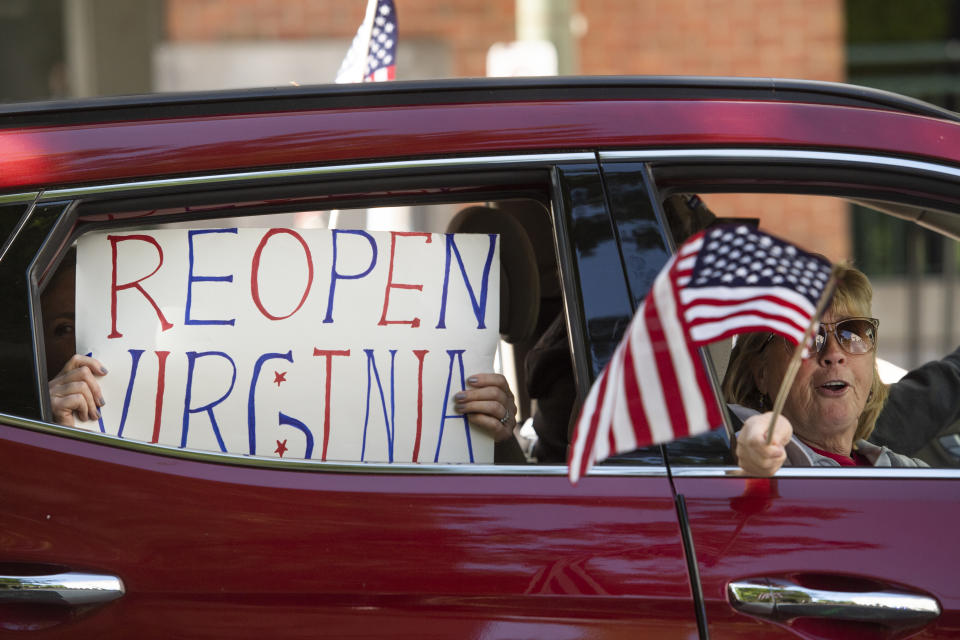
[336,0,398,84]
[567,224,834,483]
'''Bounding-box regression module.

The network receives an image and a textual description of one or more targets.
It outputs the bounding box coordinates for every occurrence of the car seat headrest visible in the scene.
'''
[494,200,560,299]
[447,205,540,343]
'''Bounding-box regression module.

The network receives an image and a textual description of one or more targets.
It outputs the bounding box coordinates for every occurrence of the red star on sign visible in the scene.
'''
[274,371,287,387]
[275,439,288,457]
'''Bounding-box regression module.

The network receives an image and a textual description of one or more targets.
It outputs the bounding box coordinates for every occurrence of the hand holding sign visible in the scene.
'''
[454,372,517,442]
[48,354,108,426]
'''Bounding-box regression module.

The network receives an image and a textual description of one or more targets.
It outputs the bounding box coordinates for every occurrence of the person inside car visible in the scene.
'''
[41,248,522,457]
[870,344,960,461]
[42,249,109,427]
[723,262,928,474]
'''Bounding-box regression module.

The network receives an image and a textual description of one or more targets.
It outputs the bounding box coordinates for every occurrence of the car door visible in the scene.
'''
[0,157,700,638]
[604,154,960,639]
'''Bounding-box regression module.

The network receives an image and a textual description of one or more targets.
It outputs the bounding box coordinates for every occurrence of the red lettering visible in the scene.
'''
[251,229,314,320]
[411,349,428,461]
[151,350,170,444]
[108,234,174,339]
[313,348,351,461]
[378,232,431,328]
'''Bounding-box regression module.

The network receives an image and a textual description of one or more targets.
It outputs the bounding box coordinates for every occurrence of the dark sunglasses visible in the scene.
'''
[762,317,879,355]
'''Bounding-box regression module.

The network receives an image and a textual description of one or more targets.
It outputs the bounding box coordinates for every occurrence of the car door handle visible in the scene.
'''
[729,577,941,627]
[0,571,125,606]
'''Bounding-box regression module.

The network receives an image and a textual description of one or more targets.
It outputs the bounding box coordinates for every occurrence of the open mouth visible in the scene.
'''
[819,381,849,392]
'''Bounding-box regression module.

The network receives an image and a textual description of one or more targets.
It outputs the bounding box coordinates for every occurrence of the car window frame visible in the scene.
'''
[601,148,960,479]
[8,152,671,477]
[0,197,73,419]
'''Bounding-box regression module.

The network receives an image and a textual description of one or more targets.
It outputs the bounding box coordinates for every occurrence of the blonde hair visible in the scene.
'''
[721,262,888,442]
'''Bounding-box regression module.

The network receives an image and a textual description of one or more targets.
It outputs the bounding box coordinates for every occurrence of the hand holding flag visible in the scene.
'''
[567,224,834,483]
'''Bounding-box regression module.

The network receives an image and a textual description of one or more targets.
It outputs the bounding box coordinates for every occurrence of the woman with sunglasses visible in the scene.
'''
[722,263,927,475]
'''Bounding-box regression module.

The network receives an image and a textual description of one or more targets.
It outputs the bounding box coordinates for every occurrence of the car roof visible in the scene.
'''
[3,76,960,194]
[1,76,957,126]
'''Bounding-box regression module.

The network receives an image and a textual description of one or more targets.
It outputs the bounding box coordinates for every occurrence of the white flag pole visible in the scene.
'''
[765,264,839,444]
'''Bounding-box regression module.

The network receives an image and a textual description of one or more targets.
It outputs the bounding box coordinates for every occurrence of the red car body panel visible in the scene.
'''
[675,475,960,639]
[1,425,697,638]
[2,100,960,191]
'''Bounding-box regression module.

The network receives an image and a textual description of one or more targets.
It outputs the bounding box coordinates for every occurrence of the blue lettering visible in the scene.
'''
[434,349,474,462]
[324,229,377,323]
[362,348,396,462]
[247,350,293,455]
[115,349,144,438]
[185,228,237,326]
[436,233,496,329]
[182,350,237,451]
[278,412,314,459]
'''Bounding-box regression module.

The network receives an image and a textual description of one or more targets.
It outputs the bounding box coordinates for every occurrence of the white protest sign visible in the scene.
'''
[75,228,499,463]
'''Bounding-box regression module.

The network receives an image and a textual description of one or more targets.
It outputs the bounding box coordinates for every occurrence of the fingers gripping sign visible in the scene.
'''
[48,354,108,426]
[453,373,517,443]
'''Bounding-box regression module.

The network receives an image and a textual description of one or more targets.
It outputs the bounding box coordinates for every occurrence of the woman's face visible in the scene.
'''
[756,308,876,449]
[41,264,76,376]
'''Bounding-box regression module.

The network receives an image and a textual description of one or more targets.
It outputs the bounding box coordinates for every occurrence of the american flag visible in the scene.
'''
[568,224,833,483]
[335,0,398,83]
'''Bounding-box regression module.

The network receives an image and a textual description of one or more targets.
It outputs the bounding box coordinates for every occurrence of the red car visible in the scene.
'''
[1,77,958,639]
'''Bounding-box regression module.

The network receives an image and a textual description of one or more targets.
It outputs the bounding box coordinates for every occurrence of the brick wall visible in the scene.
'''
[574,0,848,258]
[578,0,844,81]
[700,193,849,263]
[165,0,514,78]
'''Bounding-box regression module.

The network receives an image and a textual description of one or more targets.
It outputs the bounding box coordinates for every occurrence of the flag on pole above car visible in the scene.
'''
[336,0,398,83]
[567,224,834,484]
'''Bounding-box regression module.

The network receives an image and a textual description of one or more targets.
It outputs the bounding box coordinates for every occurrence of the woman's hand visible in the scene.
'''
[453,373,517,442]
[48,355,107,427]
[736,412,793,476]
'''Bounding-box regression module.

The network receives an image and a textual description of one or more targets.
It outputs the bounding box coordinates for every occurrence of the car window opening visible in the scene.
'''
[656,191,960,470]
[40,197,589,468]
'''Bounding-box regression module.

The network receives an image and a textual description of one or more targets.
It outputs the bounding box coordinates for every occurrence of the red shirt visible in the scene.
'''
[807,444,872,467]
